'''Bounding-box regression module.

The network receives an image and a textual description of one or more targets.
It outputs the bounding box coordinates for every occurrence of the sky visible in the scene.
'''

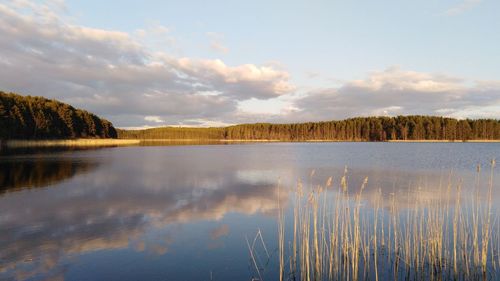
[0,0,499,128]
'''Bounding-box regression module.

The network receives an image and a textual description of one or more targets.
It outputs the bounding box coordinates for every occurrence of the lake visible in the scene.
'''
[1,142,499,281]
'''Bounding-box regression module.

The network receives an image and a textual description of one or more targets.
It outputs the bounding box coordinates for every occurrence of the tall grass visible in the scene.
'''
[277,162,498,281]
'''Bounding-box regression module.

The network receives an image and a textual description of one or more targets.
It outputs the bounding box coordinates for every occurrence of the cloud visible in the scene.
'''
[133,23,178,53]
[444,0,482,16]
[144,115,165,123]
[0,1,496,128]
[305,71,321,79]
[170,57,294,98]
[206,32,229,54]
[292,67,500,121]
[0,1,294,127]
[210,224,229,240]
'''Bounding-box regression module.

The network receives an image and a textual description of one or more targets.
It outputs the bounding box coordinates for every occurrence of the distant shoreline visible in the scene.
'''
[2,138,499,148]
[387,139,500,143]
[138,139,281,142]
[2,139,140,148]
[138,138,500,143]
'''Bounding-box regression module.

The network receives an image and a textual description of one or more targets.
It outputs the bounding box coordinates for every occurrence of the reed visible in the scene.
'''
[277,162,498,281]
[481,159,495,274]
[278,180,285,281]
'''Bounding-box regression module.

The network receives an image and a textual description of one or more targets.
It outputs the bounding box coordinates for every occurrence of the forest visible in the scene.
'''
[0,92,117,139]
[119,116,500,141]
[2,91,499,142]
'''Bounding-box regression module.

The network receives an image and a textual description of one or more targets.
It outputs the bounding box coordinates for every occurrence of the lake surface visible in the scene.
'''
[1,143,499,281]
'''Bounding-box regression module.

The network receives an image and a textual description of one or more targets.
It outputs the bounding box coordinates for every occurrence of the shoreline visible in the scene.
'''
[387,139,500,143]
[2,139,141,148]
[138,138,500,143]
[136,138,281,142]
[1,138,499,148]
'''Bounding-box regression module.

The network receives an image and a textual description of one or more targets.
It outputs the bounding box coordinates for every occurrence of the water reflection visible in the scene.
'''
[303,166,500,210]
[0,143,498,281]
[0,150,287,280]
[0,159,99,193]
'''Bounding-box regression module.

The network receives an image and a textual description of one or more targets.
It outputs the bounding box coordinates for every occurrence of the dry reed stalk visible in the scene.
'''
[481,159,495,273]
[278,180,285,281]
[274,164,498,281]
[373,188,380,281]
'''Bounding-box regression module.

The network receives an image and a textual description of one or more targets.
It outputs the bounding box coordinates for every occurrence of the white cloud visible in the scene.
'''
[210,41,229,54]
[170,58,294,98]
[114,66,500,127]
[133,23,178,53]
[444,0,482,16]
[0,1,294,127]
[237,97,296,115]
[293,67,500,121]
[177,119,233,127]
[349,67,463,92]
[144,116,164,123]
[0,1,497,128]
[206,32,229,54]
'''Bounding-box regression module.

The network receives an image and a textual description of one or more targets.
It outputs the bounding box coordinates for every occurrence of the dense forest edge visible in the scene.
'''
[118,116,500,141]
[1,91,499,142]
[0,91,117,140]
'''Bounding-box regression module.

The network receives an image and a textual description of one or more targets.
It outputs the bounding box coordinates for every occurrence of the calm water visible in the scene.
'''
[0,143,499,281]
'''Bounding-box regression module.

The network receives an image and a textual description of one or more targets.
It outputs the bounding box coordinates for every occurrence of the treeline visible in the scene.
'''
[117,127,225,140]
[0,91,117,139]
[119,116,500,141]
